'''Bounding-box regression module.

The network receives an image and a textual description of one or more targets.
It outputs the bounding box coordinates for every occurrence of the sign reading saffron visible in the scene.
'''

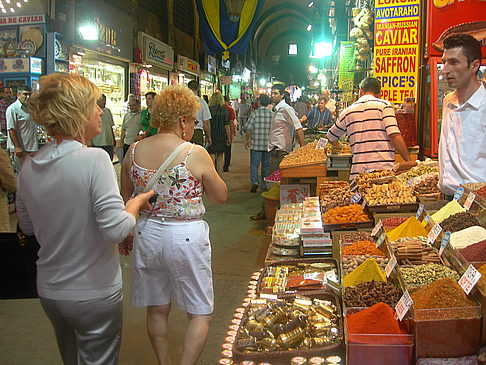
[373,0,420,104]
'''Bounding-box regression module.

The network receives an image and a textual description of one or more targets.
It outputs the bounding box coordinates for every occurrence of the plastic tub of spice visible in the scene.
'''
[344,303,414,365]
[411,278,482,358]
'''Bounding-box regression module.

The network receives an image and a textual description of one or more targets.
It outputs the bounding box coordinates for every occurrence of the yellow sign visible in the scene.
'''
[373,0,420,104]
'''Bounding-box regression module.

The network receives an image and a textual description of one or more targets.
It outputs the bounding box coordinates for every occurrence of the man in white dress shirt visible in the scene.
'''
[438,33,486,196]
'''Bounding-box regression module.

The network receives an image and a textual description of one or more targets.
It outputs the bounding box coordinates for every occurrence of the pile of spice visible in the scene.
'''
[431,200,466,223]
[411,278,478,320]
[341,241,385,256]
[400,263,460,288]
[450,226,486,249]
[342,255,388,276]
[343,259,386,287]
[391,237,441,265]
[340,231,372,244]
[475,185,486,198]
[344,281,402,308]
[459,239,486,262]
[387,217,428,241]
[439,211,480,233]
[346,302,410,344]
[382,216,409,231]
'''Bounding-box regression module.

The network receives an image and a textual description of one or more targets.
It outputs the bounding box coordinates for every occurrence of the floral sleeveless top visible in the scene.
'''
[130,142,205,220]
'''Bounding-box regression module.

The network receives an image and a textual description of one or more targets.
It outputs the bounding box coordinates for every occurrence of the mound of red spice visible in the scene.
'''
[460,239,486,262]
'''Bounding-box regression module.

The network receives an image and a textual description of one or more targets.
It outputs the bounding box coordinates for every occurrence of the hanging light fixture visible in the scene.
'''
[224,0,245,22]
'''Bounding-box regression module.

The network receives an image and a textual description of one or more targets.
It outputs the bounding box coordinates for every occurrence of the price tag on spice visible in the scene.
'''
[464,192,476,211]
[427,223,442,245]
[459,265,482,295]
[395,290,413,321]
[375,232,386,247]
[351,193,362,204]
[316,138,328,150]
[385,255,397,277]
[439,231,451,256]
[454,187,464,201]
[361,199,367,209]
[416,204,425,220]
[371,220,383,237]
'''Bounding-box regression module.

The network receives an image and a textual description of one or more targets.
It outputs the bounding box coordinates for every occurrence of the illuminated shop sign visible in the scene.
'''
[139,32,174,69]
[373,0,420,104]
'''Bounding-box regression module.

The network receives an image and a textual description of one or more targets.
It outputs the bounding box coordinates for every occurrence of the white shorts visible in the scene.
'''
[131,218,214,315]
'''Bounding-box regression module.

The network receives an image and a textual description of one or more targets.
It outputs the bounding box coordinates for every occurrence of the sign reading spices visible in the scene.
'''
[439,231,451,256]
[395,290,413,321]
[459,265,482,295]
[427,223,442,245]
[464,192,476,211]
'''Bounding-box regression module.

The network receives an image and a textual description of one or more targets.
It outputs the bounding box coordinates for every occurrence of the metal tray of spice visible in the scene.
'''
[231,293,343,363]
[257,258,340,298]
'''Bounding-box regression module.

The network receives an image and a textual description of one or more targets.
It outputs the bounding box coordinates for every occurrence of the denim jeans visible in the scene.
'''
[250,149,271,188]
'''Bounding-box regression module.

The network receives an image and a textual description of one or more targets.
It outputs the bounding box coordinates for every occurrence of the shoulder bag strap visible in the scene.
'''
[143,142,190,192]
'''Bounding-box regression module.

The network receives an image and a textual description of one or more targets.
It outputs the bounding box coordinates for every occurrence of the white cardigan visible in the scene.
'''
[17,140,136,300]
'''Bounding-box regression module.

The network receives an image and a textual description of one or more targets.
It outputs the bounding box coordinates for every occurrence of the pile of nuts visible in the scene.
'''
[320,187,353,211]
[342,255,389,276]
[361,181,416,206]
[390,237,441,265]
[400,263,460,289]
[280,141,327,168]
[344,281,402,308]
[355,170,395,185]
[340,231,372,244]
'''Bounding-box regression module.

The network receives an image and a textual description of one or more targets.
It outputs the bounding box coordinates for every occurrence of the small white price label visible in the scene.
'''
[464,192,476,211]
[395,290,413,321]
[385,256,397,277]
[351,193,362,204]
[259,293,278,300]
[454,187,464,201]
[427,223,442,245]
[361,199,367,209]
[439,231,451,256]
[316,138,328,150]
[371,220,383,237]
[375,232,386,247]
[304,272,321,280]
[458,265,482,295]
[416,204,425,220]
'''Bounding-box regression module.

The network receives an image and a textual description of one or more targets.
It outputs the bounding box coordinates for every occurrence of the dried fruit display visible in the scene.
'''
[320,187,353,211]
[398,164,438,184]
[322,204,371,225]
[280,141,327,168]
[362,181,416,206]
[354,170,395,185]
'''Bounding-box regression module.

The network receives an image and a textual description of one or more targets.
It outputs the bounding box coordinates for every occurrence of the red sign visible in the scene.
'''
[426,0,486,58]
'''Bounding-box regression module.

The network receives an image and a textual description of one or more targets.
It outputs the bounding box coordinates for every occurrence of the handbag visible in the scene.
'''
[0,229,40,299]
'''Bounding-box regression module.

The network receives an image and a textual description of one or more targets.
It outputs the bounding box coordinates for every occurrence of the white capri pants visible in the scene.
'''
[40,289,123,365]
[131,218,214,315]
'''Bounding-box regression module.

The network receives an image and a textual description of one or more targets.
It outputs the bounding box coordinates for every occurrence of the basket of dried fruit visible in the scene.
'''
[231,293,343,363]
[360,180,419,213]
[321,204,374,231]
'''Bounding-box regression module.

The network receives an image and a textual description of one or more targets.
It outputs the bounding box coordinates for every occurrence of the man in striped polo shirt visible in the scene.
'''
[326,77,414,178]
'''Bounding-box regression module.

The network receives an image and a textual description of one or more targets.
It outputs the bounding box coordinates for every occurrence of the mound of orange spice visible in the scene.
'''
[322,204,370,225]
[342,241,385,256]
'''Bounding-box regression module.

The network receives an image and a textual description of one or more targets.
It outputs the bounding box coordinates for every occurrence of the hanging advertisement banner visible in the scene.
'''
[373,0,420,104]
[338,41,355,103]
[426,0,486,58]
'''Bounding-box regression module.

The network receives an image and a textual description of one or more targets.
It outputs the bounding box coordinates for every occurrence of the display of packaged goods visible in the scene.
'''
[345,303,414,365]
[258,259,339,296]
[232,295,342,362]
[270,246,300,257]
[280,141,327,168]
[320,187,353,212]
[411,278,481,358]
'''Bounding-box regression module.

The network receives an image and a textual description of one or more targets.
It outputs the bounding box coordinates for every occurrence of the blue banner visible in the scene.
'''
[196,0,266,59]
